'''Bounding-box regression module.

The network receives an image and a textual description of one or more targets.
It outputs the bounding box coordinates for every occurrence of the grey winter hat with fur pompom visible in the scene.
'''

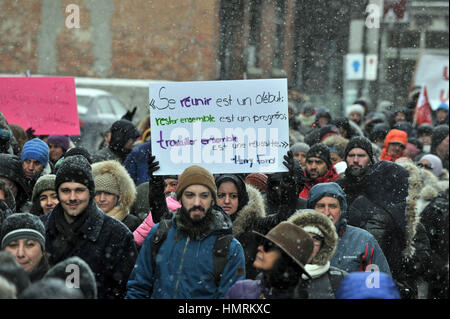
[288,209,338,266]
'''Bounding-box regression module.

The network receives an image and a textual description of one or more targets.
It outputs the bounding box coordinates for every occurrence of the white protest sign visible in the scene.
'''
[149,79,290,175]
[414,54,449,110]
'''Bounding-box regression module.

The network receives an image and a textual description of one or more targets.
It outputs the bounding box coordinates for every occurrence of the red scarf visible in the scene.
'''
[299,166,339,198]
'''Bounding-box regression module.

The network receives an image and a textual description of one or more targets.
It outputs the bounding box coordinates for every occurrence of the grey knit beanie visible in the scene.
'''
[290,142,310,154]
[31,174,56,202]
[0,213,46,250]
[93,172,120,196]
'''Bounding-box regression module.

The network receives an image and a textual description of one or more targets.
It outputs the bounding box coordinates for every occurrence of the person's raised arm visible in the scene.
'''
[277,150,305,219]
[147,153,170,223]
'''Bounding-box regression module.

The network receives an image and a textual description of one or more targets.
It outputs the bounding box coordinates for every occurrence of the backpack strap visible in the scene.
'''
[213,234,234,286]
[151,218,172,271]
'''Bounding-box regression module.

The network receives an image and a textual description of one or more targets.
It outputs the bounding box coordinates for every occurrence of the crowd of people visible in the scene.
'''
[0,87,448,300]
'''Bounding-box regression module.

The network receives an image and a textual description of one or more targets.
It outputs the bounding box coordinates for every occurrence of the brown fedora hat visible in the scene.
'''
[253,221,314,279]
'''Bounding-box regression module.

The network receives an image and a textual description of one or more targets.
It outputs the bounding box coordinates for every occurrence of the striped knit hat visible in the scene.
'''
[21,138,49,167]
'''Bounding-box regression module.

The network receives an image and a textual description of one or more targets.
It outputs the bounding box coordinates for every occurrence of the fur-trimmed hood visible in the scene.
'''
[288,209,338,266]
[232,184,266,236]
[91,160,136,222]
[396,159,449,216]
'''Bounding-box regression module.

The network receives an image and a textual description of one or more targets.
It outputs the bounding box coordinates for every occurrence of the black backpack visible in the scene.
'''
[151,218,234,286]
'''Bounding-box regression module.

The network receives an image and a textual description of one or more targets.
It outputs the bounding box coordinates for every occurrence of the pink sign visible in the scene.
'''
[0,77,80,135]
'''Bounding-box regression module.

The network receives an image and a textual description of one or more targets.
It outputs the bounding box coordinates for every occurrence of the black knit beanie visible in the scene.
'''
[344,136,375,164]
[109,119,140,151]
[65,147,93,164]
[431,124,449,153]
[55,155,95,199]
[0,213,46,250]
[306,143,332,169]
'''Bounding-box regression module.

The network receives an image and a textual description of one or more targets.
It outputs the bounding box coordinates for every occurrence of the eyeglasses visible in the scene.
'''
[417,163,433,170]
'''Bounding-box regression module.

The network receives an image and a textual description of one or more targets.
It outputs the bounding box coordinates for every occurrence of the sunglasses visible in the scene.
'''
[311,234,324,242]
[417,163,433,170]
[262,240,277,252]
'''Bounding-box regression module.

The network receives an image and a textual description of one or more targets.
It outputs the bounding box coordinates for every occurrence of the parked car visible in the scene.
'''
[71,88,128,154]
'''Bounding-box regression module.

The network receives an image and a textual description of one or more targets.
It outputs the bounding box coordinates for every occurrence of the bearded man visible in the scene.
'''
[336,136,375,206]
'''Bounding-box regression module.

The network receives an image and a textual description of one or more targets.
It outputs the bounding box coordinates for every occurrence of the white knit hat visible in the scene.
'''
[345,104,365,117]
[303,225,324,238]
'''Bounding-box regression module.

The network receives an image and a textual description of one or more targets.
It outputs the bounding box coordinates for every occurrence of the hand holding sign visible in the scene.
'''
[280,151,305,207]
[148,153,164,189]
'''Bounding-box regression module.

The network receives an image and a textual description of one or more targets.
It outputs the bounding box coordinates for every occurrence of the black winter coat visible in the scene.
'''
[346,162,410,276]
[420,190,449,299]
[44,201,138,299]
[346,161,432,298]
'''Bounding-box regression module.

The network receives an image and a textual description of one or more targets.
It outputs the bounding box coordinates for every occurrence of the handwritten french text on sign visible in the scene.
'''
[0,77,79,135]
[149,79,289,175]
[414,55,449,111]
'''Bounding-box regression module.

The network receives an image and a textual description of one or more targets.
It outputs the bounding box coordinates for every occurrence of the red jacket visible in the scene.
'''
[299,165,339,199]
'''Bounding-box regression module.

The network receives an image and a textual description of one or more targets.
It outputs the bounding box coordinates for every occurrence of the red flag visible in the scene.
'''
[414,86,433,125]
[384,0,407,20]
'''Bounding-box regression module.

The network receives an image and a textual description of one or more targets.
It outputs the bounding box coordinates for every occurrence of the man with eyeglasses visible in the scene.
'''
[44,155,138,299]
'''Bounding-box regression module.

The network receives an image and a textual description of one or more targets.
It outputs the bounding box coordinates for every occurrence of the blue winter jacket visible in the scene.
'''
[125,209,246,299]
[123,142,151,186]
[307,182,391,276]
[331,220,391,275]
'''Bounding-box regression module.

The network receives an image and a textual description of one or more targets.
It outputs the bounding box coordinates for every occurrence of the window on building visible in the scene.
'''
[273,0,287,70]
[426,31,449,49]
[248,0,262,69]
[387,29,421,48]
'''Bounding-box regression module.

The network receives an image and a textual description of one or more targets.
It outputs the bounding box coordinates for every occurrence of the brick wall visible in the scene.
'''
[0,0,220,81]
[0,0,41,74]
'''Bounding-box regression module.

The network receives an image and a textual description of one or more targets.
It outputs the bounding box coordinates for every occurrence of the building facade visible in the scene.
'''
[1,0,448,116]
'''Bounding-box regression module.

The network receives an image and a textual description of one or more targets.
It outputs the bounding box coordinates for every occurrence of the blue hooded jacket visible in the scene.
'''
[307,182,391,275]
[125,208,245,299]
